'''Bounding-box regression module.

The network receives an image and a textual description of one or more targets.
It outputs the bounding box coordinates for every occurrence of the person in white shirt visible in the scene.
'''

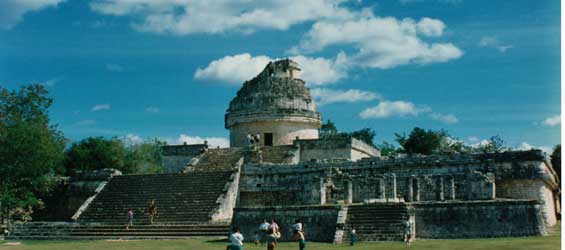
[292,219,303,232]
[228,227,244,250]
[259,220,270,246]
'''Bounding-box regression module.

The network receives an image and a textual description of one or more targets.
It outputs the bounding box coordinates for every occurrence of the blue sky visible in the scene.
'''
[0,0,560,151]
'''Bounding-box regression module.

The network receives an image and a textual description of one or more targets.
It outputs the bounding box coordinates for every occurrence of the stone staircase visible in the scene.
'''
[78,172,233,224]
[244,145,298,164]
[342,203,411,242]
[7,222,229,240]
[191,148,244,172]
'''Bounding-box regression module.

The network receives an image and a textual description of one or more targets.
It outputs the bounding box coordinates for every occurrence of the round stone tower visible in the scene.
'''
[225,59,322,147]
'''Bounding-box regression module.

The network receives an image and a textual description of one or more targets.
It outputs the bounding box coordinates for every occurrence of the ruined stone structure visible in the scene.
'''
[225,59,322,147]
[8,59,560,242]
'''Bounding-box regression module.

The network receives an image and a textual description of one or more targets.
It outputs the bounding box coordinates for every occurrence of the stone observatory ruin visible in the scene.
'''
[225,59,322,147]
[7,59,560,243]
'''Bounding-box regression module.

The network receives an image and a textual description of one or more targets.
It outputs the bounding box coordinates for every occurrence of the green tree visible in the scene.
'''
[319,119,338,138]
[550,144,561,181]
[64,137,127,174]
[350,128,376,147]
[0,84,66,219]
[395,127,449,155]
[475,135,508,153]
[377,141,399,157]
[124,139,166,174]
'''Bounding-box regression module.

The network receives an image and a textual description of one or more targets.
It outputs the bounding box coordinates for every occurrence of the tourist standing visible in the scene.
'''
[246,133,252,146]
[254,231,260,246]
[229,227,244,250]
[269,219,280,239]
[403,216,414,245]
[291,219,303,237]
[266,229,278,250]
[350,227,357,246]
[259,219,270,246]
[126,209,134,230]
[255,133,261,145]
[148,199,157,224]
[296,230,306,250]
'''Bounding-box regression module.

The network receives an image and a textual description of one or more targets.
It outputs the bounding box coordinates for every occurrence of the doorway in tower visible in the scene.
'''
[264,133,273,146]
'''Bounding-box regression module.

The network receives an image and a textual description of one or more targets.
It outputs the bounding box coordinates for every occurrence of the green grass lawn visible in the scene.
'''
[0,224,561,250]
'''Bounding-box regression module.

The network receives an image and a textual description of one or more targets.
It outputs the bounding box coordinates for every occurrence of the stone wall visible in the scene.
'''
[296,137,380,162]
[497,179,557,226]
[229,120,319,147]
[239,151,558,218]
[211,159,243,223]
[231,205,341,242]
[414,200,546,238]
[239,159,495,207]
[33,169,121,221]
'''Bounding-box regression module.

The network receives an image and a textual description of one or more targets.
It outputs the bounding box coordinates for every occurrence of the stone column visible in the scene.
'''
[414,178,420,202]
[379,177,386,200]
[319,178,326,205]
[345,180,353,204]
[448,176,456,200]
[436,176,445,201]
[390,174,397,202]
[406,177,414,202]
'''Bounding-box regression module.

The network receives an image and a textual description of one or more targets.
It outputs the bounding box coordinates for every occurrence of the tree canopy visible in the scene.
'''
[319,120,376,147]
[0,84,66,214]
[64,137,165,175]
[395,127,449,155]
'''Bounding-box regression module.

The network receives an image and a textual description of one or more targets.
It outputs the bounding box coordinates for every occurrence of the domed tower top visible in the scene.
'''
[225,59,322,147]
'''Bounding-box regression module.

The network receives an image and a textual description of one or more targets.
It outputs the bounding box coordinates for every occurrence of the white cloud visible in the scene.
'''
[194,54,272,85]
[430,113,458,124]
[360,100,429,119]
[542,115,560,127]
[43,78,61,87]
[518,142,552,154]
[145,106,160,113]
[173,134,230,148]
[310,88,380,106]
[123,133,144,146]
[467,136,479,142]
[194,53,346,86]
[106,63,124,72]
[90,0,356,35]
[290,53,348,86]
[90,1,461,71]
[479,36,513,53]
[416,17,445,37]
[360,100,457,124]
[0,0,65,29]
[92,104,111,111]
[290,16,463,69]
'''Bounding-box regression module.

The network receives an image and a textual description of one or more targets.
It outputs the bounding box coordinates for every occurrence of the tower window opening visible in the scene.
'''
[264,133,273,146]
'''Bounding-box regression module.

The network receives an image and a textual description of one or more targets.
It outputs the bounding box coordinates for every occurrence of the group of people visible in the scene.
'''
[228,219,306,250]
[125,199,158,230]
[246,133,262,146]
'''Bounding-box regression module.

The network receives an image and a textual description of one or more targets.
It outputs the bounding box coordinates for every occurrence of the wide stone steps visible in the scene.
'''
[343,203,411,242]
[192,148,243,172]
[7,223,230,240]
[78,171,233,224]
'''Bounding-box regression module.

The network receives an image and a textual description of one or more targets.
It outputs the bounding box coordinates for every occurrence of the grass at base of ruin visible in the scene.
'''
[0,224,560,250]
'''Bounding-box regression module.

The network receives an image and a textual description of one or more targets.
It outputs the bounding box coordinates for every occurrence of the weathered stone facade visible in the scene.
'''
[231,150,558,242]
[225,59,322,147]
